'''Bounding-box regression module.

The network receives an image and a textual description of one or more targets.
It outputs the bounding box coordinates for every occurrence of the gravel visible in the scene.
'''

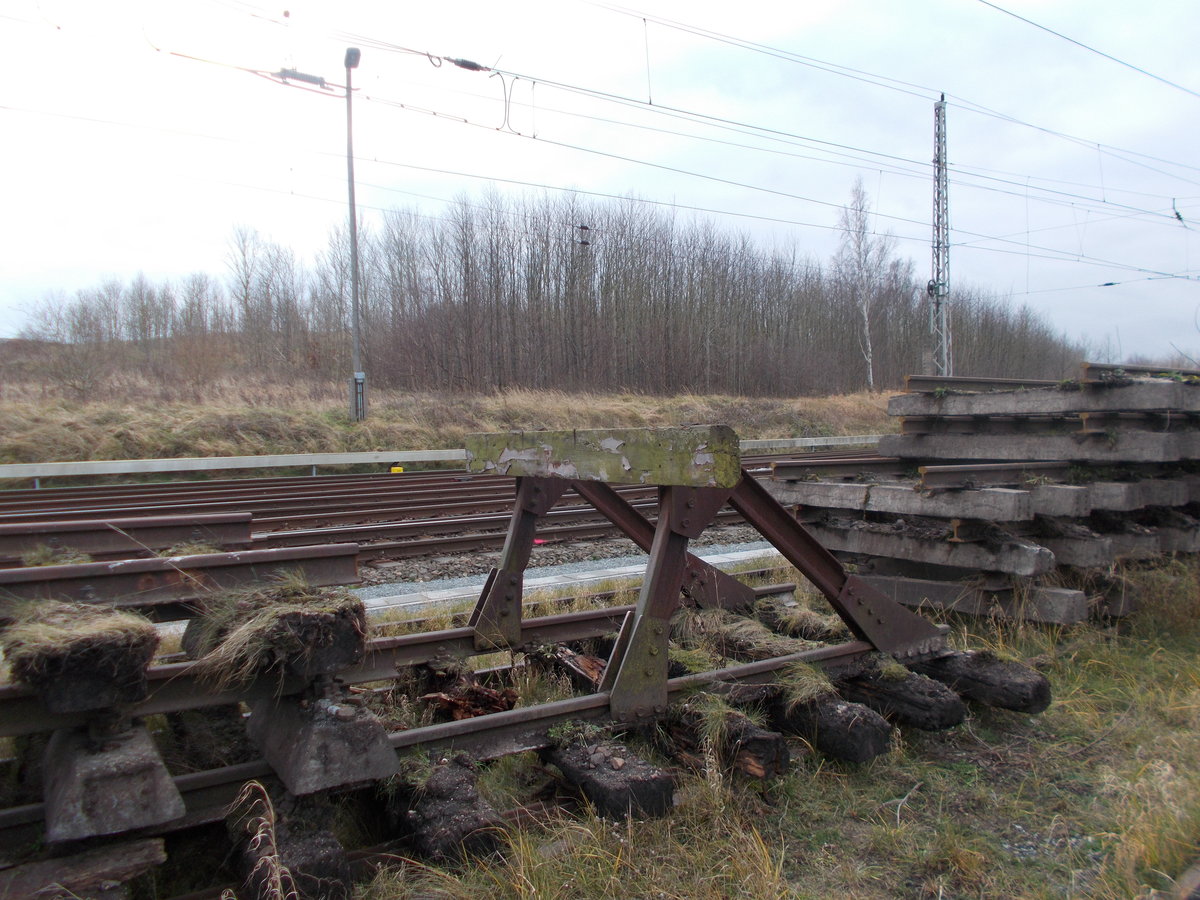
[353,524,773,601]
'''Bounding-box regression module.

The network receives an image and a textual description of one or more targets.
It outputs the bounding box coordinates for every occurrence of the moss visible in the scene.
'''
[546,719,608,748]
[778,661,835,711]
[19,545,93,567]
[668,646,720,675]
[875,655,911,682]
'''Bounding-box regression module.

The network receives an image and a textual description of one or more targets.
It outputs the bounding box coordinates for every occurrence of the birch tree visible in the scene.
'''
[833,179,896,392]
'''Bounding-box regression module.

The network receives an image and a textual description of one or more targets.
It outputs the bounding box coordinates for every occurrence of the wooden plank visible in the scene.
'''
[465,426,741,487]
[804,521,1056,577]
[888,379,1200,417]
[0,838,165,898]
[859,575,1088,624]
[879,431,1195,464]
[765,480,1033,521]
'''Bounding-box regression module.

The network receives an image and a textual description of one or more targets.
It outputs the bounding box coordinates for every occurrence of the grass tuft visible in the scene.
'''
[1,600,157,686]
[187,575,364,690]
[18,544,93,567]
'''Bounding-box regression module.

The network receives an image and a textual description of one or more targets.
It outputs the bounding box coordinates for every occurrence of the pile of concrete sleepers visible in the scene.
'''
[765,368,1200,624]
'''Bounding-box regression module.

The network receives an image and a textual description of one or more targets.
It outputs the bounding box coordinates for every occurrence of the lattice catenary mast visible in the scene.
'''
[928,93,951,376]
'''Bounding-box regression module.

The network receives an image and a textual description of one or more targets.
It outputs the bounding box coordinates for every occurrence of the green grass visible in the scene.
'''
[356,557,1200,899]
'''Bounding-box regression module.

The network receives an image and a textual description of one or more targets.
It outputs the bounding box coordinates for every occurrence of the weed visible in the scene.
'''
[225,781,297,900]
[18,544,92,567]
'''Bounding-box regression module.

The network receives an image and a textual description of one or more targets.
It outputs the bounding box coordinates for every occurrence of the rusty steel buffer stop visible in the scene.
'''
[463,425,972,727]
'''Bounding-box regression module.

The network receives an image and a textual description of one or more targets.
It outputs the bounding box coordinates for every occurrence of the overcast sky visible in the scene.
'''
[3,0,1199,362]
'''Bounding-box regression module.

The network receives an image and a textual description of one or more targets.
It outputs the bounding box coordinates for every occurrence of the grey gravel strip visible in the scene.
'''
[353,542,784,617]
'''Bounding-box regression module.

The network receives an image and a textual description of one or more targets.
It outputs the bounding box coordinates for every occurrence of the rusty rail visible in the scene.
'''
[0,543,360,611]
[0,513,253,566]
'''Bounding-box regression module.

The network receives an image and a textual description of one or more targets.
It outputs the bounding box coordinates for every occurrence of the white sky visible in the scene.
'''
[2,0,1199,361]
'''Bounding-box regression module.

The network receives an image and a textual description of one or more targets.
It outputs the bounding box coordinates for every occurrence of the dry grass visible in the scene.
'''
[360,775,793,900]
[351,557,1200,899]
[1,600,158,686]
[224,781,298,900]
[672,606,821,662]
[186,577,365,690]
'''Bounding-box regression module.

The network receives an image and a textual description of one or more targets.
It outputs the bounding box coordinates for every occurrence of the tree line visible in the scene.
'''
[16,186,1086,399]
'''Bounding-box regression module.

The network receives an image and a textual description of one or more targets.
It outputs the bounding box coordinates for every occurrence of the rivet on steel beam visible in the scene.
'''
[644,668,653,677]
[509,576,519,586]
[681,518,691,528]
[687,498,696,508]
[654,705,665,714]
[653,625,664,636]
[649,647,659,656]
[500,609,510,617]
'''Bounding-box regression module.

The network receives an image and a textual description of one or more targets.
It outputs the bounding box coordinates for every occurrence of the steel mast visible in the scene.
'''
[928,93,951,376]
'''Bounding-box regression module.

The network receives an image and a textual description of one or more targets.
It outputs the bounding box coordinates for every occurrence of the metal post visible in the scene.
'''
[345,47,366,421]
[928,93,951,377]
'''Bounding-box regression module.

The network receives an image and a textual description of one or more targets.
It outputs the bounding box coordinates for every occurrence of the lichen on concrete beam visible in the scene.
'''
[465,425,741,487]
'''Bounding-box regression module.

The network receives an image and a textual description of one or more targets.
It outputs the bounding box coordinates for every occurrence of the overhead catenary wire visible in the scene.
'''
[2,72,1190,286]
[392,75,1193,231]
[579,0,1200,180]
[9,2,1199,323]
[973,0,1200,101]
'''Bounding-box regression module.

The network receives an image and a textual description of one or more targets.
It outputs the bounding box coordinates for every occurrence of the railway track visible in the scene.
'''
[0,428,1057,898]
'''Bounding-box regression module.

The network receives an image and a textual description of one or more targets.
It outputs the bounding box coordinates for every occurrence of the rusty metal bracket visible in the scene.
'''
[667,486,732,539]
[606,487,692,722]
[728,471,947,657]
[470,477,568,649]
[570,480,756,612]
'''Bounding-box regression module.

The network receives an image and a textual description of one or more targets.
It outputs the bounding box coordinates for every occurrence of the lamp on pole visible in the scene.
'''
[345,47,366,421]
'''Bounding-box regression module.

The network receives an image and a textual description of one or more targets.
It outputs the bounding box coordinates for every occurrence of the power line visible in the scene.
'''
[1009,274,1200,297]
[583,0,1200,178]
[361,92,1195,277]
[974,0,1200,101]
[412,75,1188,226]
[11,12,1199,293]
[154,2,1200,210]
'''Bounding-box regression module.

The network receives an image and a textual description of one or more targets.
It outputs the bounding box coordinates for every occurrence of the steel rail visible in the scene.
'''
[0,483,520,524]
[770,456,909,481]
[0,544,361,609]
[903,375,1059,392]
[0,638,875,837]
[0,449,470,481]
[0,513,254,566]
[918,461,1073,490]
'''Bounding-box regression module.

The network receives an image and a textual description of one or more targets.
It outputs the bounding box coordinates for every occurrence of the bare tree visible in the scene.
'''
[833,179,896,392]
